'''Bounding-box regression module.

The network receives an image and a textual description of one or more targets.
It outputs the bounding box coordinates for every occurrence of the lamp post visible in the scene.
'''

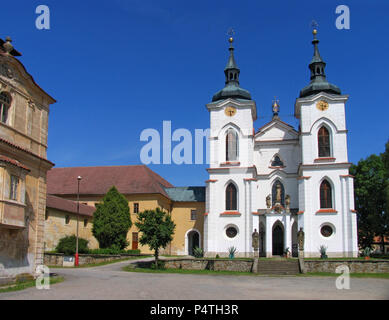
[75,175,82,267]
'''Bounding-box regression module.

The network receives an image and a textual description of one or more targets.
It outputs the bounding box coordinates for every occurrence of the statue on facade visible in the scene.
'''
[276,183,282,203]
[285,195,290,208]
[266,195,271,208]
[252,229,259,253]
[297,227,305,251]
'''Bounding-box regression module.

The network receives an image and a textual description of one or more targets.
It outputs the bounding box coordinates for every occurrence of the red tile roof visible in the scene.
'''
[46,194,95,217]
[0,155,30,171]
[0,137,55,166]
[47,165,173,198]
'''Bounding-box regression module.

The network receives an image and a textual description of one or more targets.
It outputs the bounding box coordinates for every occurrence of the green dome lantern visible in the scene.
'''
[212,37,252,102]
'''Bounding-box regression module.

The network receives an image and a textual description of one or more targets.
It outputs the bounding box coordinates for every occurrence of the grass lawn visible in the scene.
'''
[0,276,64,293]
[48,255,150,269]
[122,265,389,279]
[122,266,255,276]
[299,272,389,279]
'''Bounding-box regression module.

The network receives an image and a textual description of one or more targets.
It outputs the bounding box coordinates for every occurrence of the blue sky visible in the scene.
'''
[2,0,388,186]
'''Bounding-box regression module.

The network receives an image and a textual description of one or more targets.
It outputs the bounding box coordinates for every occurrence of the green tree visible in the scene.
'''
[350,147,389,251]
[92,186,132,250]
[135,207,176,268]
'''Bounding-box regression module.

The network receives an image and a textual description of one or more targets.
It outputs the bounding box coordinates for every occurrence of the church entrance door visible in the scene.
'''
[272,225,284,256]
[188,231,200,256]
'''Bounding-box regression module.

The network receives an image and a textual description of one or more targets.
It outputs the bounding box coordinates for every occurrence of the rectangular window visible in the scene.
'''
[9,175,19,201]
[84,219,88,227]
[65,215,70,224]
[134,203,139,213]
[190,209,197,220]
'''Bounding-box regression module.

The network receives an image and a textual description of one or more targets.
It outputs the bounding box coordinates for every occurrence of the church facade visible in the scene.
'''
[204,30,358,258]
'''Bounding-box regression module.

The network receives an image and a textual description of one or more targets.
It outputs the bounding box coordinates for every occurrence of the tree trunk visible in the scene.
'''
[154,248,159,269]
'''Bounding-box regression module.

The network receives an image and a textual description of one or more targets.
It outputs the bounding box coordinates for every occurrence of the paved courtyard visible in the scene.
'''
[1,258,388,300]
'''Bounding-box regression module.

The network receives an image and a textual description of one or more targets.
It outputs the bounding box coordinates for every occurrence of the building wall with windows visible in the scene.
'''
[203,33,358,258]
[0,37,55,280]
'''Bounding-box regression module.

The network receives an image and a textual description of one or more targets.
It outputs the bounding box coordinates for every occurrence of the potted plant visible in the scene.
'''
[363,247,371,260]
[319,245,328,259]
[283,247,290,258]
[228,246,237,259]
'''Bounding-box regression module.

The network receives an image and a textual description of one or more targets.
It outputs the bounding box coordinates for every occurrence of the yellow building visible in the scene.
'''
[45,195,97,251]
[0,37,56,281]
[46,165,205,255]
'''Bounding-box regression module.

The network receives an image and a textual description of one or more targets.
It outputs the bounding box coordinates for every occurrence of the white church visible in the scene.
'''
[203,30,358,258]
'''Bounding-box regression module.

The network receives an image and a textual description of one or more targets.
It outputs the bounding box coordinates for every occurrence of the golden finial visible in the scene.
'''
[227,27,235,46]
[312,29,318,35]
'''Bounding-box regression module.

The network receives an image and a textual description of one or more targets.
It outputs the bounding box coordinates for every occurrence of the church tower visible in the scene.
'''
[294,29,358,257]
[204,36,257,257]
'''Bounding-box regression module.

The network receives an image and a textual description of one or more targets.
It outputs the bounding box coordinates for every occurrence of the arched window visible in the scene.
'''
[226,129,238,161]
[272,180,285,206]
[0,92,11,124]
[320,180,332,208]
[271,155,284,167]
[318,126,330,157]
[226,183,237,211]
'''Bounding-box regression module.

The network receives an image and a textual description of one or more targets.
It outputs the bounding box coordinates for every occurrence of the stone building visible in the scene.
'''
[46,165,205,255]
[0,37,56,281]
[45,195,97,251]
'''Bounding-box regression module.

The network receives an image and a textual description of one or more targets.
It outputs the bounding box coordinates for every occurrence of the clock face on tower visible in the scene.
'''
[225,106,237,117]
[316,100,329,111]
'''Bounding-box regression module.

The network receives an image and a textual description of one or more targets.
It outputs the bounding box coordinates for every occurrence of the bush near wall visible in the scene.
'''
[55,235,89,255]
[88,248,141,255]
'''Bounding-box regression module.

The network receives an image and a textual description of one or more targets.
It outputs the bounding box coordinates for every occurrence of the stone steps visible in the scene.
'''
[257,259,300,275]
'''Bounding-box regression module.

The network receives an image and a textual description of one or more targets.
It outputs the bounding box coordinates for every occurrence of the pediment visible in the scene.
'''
[255,119,298,142]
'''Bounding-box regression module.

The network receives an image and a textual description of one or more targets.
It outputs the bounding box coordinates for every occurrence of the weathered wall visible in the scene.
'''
[44,252,142,267]
[44,208,98,251]
[304,260,389,273]
[133,258,254,272]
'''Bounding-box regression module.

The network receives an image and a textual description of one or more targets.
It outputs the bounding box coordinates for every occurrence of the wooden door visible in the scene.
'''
[132,232,138,250]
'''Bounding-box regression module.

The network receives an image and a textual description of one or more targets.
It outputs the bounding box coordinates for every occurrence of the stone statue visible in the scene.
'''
[276,183,282,203]
[252,229,259,251]
[285,195,290,208]
[266,195,271,208]
[297,227,305,251]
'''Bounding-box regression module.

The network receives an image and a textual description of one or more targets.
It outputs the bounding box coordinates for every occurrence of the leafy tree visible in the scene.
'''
[350,145,389,250]
[56,235,89,255]
[135,207,176,268]
[92,186,132,250]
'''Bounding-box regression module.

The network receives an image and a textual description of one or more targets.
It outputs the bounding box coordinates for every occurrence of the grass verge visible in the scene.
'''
[48,255,150,268]
[0,276,64,293]
[299,272,389,279]
[122,266,255,276]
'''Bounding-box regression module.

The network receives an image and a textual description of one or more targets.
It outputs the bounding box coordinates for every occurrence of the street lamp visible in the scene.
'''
[75,175,82,267]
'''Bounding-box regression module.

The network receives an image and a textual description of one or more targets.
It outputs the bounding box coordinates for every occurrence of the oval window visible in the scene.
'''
[226,226,238,238]
[321,225,333,237]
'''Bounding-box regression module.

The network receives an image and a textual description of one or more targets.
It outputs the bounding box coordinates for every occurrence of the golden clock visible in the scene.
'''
[225,106,237,117]
[316,100,329,111]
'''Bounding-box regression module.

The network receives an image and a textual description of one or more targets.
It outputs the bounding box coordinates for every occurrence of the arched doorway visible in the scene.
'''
[272,223,284,256]
[187,230,200,256]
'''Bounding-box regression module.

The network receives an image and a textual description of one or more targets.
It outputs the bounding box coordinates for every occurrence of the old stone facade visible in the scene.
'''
[0,37,55,279]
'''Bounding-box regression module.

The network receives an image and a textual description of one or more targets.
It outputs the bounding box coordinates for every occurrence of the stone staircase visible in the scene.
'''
[256,258,300,275]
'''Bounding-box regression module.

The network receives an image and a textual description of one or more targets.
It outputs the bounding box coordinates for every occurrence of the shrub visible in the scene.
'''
[89,248,141,255]
[56,235,89,255]
[150,260,165,270]
[193,246,204,258]
[216,254,220,259]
